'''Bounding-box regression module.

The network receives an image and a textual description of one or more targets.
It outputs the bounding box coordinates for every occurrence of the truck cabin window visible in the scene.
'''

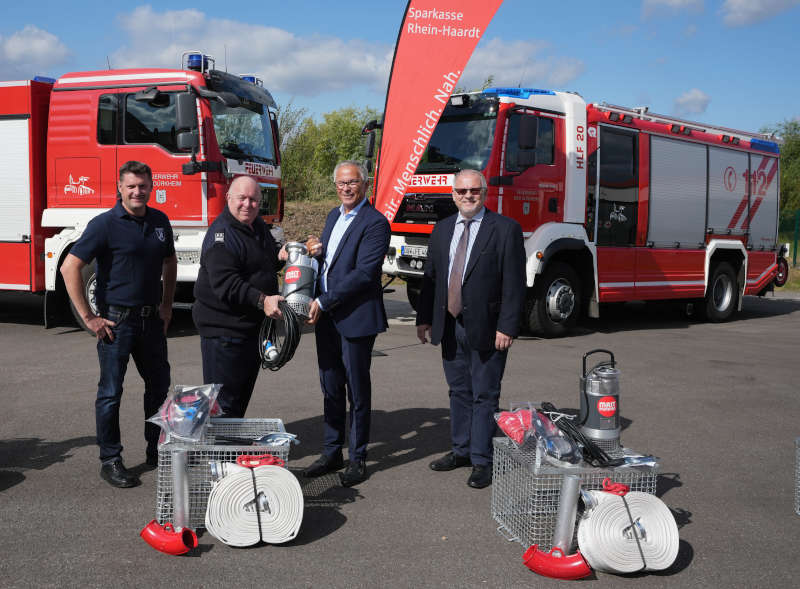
[124,93,180,152]
[505,114,554,172]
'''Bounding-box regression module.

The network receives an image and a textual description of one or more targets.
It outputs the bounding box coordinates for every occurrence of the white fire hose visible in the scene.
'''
[577,489,679,573]
[205,462,303,546]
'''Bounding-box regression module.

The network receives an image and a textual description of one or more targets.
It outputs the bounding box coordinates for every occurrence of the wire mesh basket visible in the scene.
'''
[155,418,289,529]
[491,437,658,551]
[795,437,799,516]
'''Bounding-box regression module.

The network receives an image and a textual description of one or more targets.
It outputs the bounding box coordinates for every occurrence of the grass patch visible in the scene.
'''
[280,199,334,242]
[781,266,800,291]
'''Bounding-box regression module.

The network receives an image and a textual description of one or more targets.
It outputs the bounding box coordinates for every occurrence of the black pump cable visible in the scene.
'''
[258,301,301,371]
[540,402,624,468]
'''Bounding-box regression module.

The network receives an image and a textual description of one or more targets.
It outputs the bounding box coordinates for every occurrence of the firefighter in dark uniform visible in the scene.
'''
[193,175,316,417]
[61,160,177,488]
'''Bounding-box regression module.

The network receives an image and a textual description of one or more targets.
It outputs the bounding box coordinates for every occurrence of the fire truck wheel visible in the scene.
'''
[68,259,99,335]
[703,261,737,322]
[774,257,789,288]
[405,278,421,311]
[526,262,581,337]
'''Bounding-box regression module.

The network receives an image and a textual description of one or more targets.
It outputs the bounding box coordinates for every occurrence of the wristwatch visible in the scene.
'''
[256,293,266,310]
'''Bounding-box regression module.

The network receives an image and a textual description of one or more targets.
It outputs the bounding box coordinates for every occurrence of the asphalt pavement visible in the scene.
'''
[1,287,799,588]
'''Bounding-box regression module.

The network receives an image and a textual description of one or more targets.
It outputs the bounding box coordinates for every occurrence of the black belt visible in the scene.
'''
[106,304,157,318]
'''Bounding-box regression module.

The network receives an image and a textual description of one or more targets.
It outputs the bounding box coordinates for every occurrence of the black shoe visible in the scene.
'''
[100,459,140,488]
[340,459,367,487]
[429,452,471,472]
[467,465,492,489]
[303,454,344,477]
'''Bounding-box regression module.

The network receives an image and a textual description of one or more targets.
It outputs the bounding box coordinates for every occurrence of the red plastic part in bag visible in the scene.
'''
[495,409,534,445]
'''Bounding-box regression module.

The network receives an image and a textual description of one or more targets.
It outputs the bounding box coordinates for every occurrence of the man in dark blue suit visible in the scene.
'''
[303,160,390,487]
[417,169,526,489]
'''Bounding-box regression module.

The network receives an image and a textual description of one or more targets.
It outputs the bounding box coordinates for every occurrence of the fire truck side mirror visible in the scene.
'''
[518,116,539,150]
[175,92,199,154]
[175,92,198,133]
[177,132,198,152]
[489,175,513,186]
[364,131,376,159]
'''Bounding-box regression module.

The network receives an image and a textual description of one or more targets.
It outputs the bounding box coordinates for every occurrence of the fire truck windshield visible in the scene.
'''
[211,98,276,164]
[417,97,497,173]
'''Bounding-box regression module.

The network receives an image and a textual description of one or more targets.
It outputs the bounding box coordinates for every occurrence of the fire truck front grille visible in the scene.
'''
[394,193,457,225]
[176,250,200,265]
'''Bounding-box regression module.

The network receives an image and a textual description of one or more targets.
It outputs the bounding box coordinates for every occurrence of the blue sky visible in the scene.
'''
[1,0,798,134]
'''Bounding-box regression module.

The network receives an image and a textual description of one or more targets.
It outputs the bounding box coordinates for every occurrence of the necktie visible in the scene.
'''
[448,219,472,318]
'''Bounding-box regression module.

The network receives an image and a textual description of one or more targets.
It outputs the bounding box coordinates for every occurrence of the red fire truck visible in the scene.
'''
[375,87,788,336]
[0,52,283,328]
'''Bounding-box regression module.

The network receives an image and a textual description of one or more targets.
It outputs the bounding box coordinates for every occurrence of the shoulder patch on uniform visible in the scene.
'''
[155,227,165,242]
[214,232,225,243]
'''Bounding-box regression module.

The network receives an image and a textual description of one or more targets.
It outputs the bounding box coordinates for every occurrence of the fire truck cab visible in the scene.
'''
[0,52,283,328]
[380,87,784,336]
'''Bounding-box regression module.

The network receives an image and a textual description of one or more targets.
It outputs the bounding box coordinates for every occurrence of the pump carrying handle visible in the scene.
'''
[582,349,615,378]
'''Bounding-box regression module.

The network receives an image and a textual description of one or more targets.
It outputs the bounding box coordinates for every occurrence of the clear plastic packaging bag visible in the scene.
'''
[495,403,582,464]
[147,384,222,444]
[531,409,582,464]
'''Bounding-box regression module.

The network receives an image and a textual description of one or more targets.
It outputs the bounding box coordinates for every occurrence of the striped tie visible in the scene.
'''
[447,219,472,318]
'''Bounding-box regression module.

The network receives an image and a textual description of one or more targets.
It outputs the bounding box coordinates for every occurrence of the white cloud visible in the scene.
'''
[674,88,710,115]
[720,0,800,26]
[0,25,69,79]
[643,0,704,18]
[110,6,392,97]
[459,38,585,91]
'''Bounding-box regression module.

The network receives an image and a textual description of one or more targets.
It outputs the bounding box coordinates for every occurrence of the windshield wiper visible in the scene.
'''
[220,143,273,164]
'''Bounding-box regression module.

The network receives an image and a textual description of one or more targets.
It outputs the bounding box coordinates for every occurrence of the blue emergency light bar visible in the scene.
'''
[483,87,555,99]
[240,75,263,86]
[33,76,56,84]
[749,138,780,154]
[186,53,209,72]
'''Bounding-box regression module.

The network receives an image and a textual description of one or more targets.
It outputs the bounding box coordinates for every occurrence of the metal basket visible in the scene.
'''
[491,437,658,551]
[155,418,289,529]
[795,437,799,516]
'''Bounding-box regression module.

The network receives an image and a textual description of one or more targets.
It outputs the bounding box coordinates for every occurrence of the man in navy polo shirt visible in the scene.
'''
[61,160,177,488]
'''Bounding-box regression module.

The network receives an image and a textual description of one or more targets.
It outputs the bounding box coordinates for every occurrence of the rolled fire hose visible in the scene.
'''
[577,489,679,573]
[205,462,303,547]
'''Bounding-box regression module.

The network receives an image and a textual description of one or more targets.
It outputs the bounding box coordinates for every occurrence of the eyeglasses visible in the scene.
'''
[453,187,484,196]
[335,179,362,188]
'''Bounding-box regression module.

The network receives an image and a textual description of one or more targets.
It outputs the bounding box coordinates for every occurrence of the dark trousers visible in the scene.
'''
[200,335,261,418]
[441,317,507,466]
[96,310,170,462]
[315,313,376,462]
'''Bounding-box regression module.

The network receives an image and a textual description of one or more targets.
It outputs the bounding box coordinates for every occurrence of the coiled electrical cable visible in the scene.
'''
[577,489,679,573]
[540,402,623,467]
[259,301,301,371]
[205,463,303,547]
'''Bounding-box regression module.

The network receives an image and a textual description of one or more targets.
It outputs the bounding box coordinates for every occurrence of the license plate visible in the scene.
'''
[401,245,428,258]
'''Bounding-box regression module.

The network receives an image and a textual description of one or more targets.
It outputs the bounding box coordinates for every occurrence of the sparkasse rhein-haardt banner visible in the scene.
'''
[374,0,503,222]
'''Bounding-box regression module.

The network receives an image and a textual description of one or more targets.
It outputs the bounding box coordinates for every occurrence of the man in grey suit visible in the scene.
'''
[416,169,526,489]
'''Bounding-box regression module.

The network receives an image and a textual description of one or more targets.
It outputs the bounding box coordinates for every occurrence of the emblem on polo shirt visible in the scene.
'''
[155,227,165,242]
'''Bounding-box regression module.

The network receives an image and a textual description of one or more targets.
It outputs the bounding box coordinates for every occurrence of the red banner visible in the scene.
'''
[374,0,503,222]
